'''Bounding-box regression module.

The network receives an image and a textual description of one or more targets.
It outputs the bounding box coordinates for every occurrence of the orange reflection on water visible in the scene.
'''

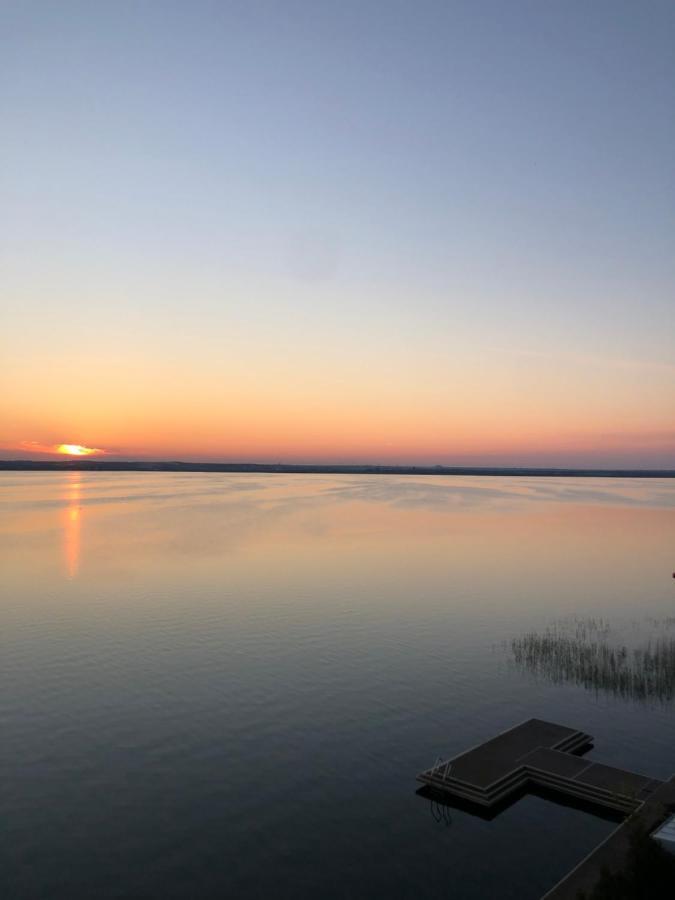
[63,475,82,577]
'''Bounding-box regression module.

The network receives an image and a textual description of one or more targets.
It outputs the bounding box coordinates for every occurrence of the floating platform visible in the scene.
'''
[417,718,662,814]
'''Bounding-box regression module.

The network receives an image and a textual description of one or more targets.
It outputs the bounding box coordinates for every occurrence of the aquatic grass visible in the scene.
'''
[510,619,675,704]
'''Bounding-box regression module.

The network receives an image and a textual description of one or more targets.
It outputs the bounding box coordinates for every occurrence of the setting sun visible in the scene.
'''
[56,444,104,457]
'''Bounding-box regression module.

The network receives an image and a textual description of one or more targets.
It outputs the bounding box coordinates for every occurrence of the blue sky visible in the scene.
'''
[2,1,674,464]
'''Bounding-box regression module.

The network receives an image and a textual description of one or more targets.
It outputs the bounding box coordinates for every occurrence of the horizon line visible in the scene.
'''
[2,459,674,478]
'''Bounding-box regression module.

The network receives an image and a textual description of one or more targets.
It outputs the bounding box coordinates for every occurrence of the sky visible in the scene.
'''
[1,0,674,466]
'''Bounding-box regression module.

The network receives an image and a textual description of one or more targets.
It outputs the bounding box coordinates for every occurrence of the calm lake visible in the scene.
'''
[2,472,675,899]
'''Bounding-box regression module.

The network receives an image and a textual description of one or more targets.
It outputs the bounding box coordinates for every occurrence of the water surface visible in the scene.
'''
[2,473,675,899]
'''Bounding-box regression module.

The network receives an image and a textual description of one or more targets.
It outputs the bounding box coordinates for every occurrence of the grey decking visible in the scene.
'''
[418,719,675,898]
[417,718,660,813]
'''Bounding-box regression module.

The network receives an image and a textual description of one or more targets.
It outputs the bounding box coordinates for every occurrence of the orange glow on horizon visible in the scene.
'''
[3,343,674,467]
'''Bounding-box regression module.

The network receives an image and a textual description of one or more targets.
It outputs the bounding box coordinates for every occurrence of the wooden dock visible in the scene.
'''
[418,718,675,898]
[417,718,661,814]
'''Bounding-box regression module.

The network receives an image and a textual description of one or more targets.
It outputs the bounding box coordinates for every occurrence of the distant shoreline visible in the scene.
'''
[1,460,674,478]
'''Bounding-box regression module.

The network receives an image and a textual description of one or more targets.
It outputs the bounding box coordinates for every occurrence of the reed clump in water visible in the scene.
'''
[511,619,675,704]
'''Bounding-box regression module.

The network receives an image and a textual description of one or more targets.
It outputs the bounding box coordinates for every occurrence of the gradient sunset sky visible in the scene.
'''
[2,1,674,466]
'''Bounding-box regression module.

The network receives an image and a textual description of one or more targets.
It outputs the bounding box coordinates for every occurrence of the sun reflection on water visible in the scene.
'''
[63,474,82,578]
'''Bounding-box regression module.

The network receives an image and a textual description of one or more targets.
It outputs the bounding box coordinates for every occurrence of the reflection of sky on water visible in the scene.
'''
[320,477,675,509]
[1,473,674,594]
[2,474,675,514]
[1,472,675,900]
